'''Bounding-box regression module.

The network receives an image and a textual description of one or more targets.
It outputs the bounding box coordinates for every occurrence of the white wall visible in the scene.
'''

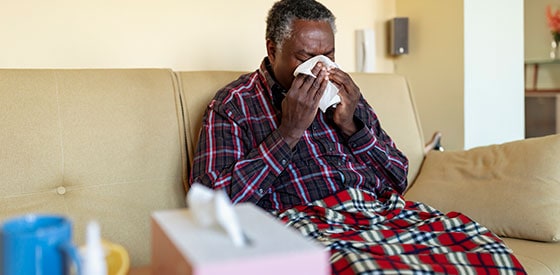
[1,0,526,150]
[0,0,395,72]
[395,0,525,150]
[464,0,525,149]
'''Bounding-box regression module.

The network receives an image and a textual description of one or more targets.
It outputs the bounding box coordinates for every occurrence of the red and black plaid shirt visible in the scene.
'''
[190,58,408,211]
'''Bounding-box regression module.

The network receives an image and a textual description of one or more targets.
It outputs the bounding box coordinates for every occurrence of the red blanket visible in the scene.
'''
[275,188,526,274]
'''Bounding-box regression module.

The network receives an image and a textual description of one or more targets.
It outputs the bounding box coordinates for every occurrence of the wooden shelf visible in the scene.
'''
[526,89,560,93]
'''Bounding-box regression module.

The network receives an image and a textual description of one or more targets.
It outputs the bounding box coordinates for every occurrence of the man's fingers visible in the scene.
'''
[314,73,329,101]
[327,68,346,85]
[328,68,358,94]
[289,63,329,110]
[310,62,323,77]
[299,62,324,91]
[291,73,307,89]
[308,67,328,96]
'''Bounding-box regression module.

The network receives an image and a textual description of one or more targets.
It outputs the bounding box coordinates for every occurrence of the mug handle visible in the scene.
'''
[60,242,82,275]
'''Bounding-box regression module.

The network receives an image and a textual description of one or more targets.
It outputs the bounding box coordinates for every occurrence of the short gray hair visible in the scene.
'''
[266,0,336,50]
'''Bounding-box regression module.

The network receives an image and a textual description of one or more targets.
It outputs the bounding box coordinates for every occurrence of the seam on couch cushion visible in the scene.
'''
[171,71,189,193]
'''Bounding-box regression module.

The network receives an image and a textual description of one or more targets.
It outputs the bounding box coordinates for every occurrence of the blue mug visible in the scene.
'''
[0,214,82,275]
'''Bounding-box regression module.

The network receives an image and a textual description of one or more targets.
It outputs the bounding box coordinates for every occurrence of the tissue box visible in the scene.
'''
[151,203,330,275]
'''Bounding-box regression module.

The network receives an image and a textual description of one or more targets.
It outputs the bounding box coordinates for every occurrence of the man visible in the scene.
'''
[191,1,525,273]
[190,0,408,211]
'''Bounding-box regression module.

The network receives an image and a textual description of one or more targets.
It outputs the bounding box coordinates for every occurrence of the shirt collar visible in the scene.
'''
[259,57,286,111]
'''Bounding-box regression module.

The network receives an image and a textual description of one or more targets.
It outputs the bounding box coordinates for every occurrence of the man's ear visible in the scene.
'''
[266,39,277,64]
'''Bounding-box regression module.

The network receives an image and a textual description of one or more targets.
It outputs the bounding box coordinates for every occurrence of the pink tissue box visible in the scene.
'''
[151,203,330,275]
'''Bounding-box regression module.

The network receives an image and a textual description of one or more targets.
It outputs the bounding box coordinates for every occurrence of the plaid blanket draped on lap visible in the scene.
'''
[275,188,526,275]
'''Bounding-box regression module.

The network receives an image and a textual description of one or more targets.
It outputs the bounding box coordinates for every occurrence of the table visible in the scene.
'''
[128,266,151,275]
[525,59,560,93]
[524,59,560,137]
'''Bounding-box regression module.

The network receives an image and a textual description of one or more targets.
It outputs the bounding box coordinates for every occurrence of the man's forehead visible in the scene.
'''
[290,20,334,37]
[294,48,335,57]
[286,20,334,50]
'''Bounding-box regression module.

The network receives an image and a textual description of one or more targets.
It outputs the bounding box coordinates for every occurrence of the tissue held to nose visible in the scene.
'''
[293,55,341,112]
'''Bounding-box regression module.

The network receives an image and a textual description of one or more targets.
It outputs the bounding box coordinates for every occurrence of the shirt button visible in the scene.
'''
[281,159,287,165]
[328,147,334,152]
[258,188,264,194]
[351,143,357,148]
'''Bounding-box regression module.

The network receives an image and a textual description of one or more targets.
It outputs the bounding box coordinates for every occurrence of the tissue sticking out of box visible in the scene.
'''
[293,55,341,113]
[186,184,250,247]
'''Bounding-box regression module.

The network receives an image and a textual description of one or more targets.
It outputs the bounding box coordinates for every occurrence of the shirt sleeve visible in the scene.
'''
[190,103,292,204]
[346,99,409,194]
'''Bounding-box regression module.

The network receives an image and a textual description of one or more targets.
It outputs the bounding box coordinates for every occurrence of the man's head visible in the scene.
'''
[265,0,336,90]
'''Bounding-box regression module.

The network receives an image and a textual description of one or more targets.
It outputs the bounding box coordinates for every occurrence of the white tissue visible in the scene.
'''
[293,55,341,112]
[186,184,248,247]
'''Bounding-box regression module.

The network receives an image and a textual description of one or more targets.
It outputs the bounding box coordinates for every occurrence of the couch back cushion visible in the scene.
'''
[176,71,249,173]
[178,71,425,186]
[350,73,425,185]
[0,69,186,266]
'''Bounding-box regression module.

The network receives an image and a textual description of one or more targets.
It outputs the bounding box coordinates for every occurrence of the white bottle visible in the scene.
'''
[82,221,107,275]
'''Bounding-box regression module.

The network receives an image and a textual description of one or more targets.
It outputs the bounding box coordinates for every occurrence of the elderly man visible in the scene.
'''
[191,0,525,274]
[191,0,407,211]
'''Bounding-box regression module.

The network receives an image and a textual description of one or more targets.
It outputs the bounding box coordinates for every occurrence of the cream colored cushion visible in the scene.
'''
[405,134,560,242]
[0,69,186,266]
[502,237,560,274]
[350,73,425,184]
[175,71,248,174]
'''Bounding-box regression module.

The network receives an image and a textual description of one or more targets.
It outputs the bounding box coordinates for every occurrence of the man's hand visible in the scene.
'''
[278,63,328,148]
[328,68,361,137]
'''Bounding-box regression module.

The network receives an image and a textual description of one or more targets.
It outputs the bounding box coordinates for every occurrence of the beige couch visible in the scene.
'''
[1,69,558,273]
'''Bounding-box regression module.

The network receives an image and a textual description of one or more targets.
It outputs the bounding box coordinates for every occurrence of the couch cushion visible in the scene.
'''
[350,73,425,185]
[0,69,186,266]
[405,134,560,242]
[176,71,248,178]
[502,237,560,274]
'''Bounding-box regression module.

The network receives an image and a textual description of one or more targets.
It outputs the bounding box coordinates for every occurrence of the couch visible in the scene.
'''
[1,69,558,273]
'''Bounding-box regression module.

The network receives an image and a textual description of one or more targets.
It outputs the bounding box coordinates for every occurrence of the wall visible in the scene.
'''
[1,0,526,150]
[463,0,524,148]
[0,0,395,72]
[394,0,464,150]
[395,0,525,150]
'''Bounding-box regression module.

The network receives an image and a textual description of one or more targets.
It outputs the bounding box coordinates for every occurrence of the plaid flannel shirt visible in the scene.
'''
[190,58,408,211]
